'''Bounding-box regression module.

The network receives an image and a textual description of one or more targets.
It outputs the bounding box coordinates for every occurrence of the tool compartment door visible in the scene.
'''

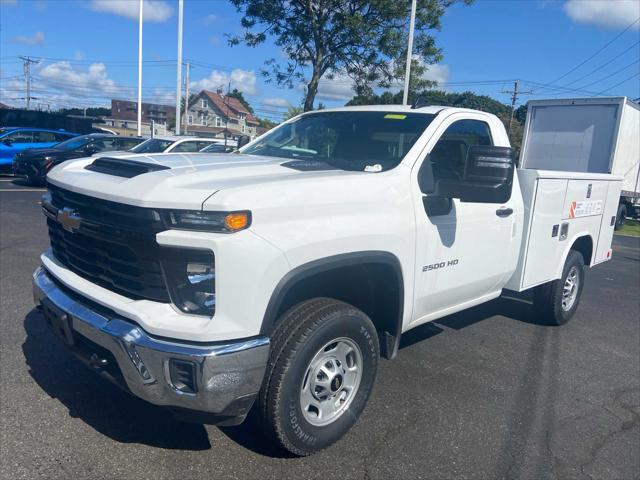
[521,178,568,288]
[595,180,623,264]
[562,180,608,222]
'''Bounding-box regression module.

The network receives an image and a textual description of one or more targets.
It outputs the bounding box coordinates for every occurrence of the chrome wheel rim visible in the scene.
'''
[299,337,363,427]
[562,266,580,311]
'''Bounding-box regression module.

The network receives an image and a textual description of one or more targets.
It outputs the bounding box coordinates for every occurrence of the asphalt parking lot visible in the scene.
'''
[1,175,638,480]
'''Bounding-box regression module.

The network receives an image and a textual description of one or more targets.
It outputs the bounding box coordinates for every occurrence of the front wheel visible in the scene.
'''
[533,250,585,326]
[27,169,46,187]
[257,298,379,456]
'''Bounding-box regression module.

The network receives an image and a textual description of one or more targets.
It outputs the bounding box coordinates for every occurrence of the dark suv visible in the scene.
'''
[13,134,144,185]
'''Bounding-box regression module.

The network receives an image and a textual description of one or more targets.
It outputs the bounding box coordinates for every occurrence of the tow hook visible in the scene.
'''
[90,353,109,370]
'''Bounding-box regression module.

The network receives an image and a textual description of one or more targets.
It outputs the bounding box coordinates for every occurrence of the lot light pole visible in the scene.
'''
[402,0,417,106]
[137,0,143,137]
[175,0,184,135]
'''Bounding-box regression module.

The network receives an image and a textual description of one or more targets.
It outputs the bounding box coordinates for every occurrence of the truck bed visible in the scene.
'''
[505,169,623,292]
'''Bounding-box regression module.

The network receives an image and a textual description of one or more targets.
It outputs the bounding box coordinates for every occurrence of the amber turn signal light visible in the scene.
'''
[224,212,250,231]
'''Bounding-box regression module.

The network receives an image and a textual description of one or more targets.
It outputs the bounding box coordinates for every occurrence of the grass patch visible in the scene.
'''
[616,218,640,237]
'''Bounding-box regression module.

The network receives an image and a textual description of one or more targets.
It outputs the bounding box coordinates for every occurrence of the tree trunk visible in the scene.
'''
[304,70,321,112]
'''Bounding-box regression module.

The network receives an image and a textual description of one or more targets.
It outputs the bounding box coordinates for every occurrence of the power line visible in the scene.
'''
[576,59,639,90]
[562,41,640,88]
[596,72,640,95]
[546,16,640,86]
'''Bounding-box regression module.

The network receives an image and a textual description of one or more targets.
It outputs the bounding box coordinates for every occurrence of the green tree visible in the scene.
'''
[347,88,524,152]
[228,0,472,112]
[57,107,110,117]
[257,117,277,129]
[284,106,303,120]
[227,88,255,114]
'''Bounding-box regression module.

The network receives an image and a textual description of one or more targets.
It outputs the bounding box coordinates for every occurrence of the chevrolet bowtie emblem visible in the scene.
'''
[57,207,82,233]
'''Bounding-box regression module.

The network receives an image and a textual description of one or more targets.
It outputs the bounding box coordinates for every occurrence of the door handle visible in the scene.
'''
[496,207,513,217]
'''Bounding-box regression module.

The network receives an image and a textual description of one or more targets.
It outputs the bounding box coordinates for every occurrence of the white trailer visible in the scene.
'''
[520,97,640,228]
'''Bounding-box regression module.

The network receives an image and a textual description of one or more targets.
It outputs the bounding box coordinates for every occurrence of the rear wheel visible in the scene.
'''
[614,204,627,230]
[257,298,379,456]
[533,250,585,326]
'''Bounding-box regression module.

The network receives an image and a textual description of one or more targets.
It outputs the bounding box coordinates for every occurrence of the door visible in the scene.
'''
[0,130,34,163]
[117,137,143,151]
[32,130,60,149]
[170,140,201,152]
[411,117,519,324]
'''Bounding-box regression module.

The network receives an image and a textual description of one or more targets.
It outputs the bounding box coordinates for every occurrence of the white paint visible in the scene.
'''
[43,102,623,342]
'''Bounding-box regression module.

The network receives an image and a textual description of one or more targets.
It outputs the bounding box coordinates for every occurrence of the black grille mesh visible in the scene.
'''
[47,184,170,302]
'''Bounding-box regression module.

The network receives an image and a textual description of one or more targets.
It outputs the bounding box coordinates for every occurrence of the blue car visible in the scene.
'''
[0,127,79,167]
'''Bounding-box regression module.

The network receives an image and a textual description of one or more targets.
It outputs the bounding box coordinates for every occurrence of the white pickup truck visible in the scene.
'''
[33,99,629,456]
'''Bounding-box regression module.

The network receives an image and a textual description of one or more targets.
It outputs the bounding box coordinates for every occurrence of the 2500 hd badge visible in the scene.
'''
[423,259,459,272]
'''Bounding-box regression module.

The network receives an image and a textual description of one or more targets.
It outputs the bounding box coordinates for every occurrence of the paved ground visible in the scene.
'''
[1,175,639,480]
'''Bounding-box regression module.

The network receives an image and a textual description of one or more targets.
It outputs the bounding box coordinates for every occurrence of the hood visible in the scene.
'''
[19,147,82,163]
[46,153,363,210]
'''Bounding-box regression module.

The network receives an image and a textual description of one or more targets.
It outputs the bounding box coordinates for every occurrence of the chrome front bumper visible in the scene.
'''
[32,267,270,423]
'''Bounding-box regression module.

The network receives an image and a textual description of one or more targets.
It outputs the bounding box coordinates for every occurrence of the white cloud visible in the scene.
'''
[563,0,640,30]
[202,13,216,25]
[89,0,172,23]
[262,97,292,108]
[38,61,127,98]
[149,88,174,105]
[190,69,259,96]
[315,73,356,101]
[11,31,45,46]
[422,63,450,85]
[0,62,121,110]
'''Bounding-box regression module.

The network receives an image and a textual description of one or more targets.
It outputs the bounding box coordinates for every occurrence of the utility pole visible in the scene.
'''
[402,0,417,106]
[137,0,143,137]
[183,62,190,135]
[224,82,230,148]
[502,80,532,134]
[19,56,39,110]
[175,0,184,135]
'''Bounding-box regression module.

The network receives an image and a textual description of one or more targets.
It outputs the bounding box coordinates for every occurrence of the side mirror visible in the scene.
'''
[83,145,98,155]
[2,138,13,146]
[237,136,250,149]
[434,146,515,204]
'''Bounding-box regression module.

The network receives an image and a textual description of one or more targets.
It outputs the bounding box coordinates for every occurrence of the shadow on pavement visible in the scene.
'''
[22,309,212,451]
[400,292,542,350]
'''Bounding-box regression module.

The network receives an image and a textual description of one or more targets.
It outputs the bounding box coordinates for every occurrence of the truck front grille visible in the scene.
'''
[46,184,171,302]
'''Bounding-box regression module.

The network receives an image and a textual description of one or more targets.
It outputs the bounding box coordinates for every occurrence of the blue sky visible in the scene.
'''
[1,0,639,121]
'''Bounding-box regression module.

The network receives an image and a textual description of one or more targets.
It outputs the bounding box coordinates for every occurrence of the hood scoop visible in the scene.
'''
[85,157,170,178]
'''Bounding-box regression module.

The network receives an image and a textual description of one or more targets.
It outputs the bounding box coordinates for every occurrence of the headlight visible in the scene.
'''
[162,247,215,316]
[165,210,251,233]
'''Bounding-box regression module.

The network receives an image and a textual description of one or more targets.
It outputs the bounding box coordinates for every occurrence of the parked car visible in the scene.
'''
[0,127,78,167]
[12,133,143,185]
[99,136,225,157]
[33,99,631,456]
[199,141,235,153]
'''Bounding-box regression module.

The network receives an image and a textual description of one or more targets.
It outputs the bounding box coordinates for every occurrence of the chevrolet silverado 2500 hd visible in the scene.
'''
[33,100,629,456]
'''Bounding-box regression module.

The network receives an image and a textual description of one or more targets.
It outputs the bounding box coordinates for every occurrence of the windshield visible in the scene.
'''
[242,111,435,171]
[130,138,173,153]
[54,135,92,150]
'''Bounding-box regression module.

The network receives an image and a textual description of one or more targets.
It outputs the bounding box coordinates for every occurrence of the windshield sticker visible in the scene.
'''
[364,164,383,172]
[384,114,407,120]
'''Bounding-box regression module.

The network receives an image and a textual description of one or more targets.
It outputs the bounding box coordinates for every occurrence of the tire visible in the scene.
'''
[614,204,627,230]
[27,170,45,187]
[533,250,585,326]
[257,298,379,456]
